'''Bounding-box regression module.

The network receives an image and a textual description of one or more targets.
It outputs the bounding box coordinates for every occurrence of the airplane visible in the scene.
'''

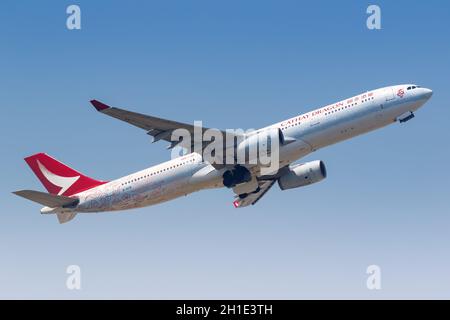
[13,84,433,223]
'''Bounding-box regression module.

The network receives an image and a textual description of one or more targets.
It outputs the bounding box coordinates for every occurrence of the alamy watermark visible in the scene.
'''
[366,265,381,290]
[367,5,381,30]
[66,265,82,290]
[66,5,81,30]
[169,122,281,175]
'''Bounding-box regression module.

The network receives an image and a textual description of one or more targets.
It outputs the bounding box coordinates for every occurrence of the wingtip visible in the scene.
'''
[90,99,111,111]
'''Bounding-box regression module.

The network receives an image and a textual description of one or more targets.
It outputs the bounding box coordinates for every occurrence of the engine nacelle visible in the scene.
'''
[222,165,252,188]
[278,160,327,190]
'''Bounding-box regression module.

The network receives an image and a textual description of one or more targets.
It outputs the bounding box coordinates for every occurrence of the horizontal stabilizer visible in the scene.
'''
[13,190,79,208]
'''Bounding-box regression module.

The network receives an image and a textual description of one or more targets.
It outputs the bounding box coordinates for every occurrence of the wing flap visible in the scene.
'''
[233,180,276,208]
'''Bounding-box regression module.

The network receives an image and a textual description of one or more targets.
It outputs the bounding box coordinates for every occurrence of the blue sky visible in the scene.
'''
[1,0,449,299]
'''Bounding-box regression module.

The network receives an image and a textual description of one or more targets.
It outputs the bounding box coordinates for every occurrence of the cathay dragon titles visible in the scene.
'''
[14,85,432,223]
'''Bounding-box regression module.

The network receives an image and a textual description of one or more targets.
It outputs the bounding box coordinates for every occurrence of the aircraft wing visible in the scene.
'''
[90,100,239,151]
[232,180,276,208]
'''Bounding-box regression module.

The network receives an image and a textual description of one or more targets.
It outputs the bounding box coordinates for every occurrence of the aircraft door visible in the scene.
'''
[383,87,395,103]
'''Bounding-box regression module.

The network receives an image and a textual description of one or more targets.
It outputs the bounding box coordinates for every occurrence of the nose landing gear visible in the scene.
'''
[397,111,415,123]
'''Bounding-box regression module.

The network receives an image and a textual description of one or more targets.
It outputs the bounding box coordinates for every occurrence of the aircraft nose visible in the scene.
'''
[422,88,433,100]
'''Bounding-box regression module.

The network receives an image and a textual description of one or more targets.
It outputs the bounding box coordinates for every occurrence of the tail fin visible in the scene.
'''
[24,153,107,196]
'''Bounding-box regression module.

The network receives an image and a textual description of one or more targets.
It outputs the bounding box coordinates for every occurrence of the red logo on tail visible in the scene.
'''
[24,153,107,196]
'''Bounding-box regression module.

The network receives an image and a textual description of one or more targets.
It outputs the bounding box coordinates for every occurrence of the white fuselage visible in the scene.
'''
[45,84,432,214]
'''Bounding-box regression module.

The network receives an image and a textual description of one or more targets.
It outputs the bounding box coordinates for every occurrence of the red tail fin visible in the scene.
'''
[24,153,107,196]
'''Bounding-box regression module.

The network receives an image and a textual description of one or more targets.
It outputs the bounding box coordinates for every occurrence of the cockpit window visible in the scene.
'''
[407,85,420,91]
[407,87,411,90]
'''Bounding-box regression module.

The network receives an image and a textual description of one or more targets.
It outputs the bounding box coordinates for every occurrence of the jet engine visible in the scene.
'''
[235,127,293,164]
[222,128,297,190]
[222,165,252,188]
[278,160,327,190]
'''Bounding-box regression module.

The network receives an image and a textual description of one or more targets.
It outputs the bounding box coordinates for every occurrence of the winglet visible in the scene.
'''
[90,99,111,111]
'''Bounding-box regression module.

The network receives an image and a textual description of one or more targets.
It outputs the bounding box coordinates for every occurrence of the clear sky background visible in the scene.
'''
[0,0,449,299]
